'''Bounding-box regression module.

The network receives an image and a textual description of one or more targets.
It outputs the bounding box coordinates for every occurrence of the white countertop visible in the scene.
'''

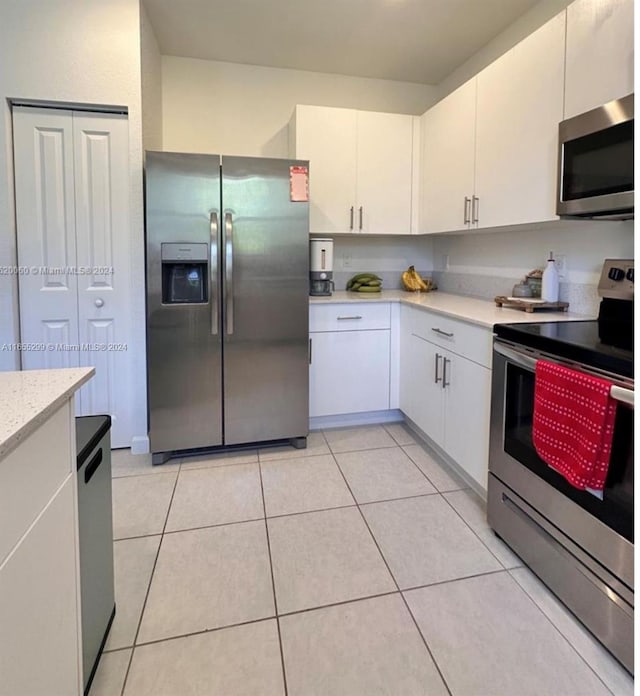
[0,368,95,460]
[310,290,593,328]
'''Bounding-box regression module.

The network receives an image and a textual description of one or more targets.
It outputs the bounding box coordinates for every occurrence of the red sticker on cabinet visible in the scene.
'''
[290,165,309,202]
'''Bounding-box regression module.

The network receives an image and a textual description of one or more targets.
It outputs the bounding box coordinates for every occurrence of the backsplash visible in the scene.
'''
[431,271,600,316]
[430,220,634,317]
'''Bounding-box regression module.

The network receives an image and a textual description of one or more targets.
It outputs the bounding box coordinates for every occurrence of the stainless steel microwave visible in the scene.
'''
[557,93,633,219]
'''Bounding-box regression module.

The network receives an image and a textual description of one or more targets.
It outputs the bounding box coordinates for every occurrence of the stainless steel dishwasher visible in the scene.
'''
[76,415,115,694]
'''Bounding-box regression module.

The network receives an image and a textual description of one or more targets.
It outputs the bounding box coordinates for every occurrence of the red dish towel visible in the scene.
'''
[532,360,617,491]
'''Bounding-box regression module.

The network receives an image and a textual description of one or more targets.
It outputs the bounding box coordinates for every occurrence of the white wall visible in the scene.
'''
[436,0,574,100]
[141,2,163,150]
[162,57,438,157]
[0,0,147,449]
[432,221,634,284]
[333,237,433,272]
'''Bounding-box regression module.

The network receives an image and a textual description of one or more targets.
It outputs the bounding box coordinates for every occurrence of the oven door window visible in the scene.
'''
[503,362,633,542]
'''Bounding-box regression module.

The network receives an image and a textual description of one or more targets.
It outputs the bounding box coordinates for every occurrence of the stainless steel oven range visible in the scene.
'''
[487,259,634,673]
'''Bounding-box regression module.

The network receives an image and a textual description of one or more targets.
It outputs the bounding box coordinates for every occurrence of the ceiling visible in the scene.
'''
[143,0,542,85]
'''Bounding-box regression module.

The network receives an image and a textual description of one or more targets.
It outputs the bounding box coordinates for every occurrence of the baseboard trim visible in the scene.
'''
[402,415,487,499]
[309,409,404,431]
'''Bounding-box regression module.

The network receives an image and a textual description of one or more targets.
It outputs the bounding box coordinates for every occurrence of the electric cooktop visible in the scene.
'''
[494,320,633,378]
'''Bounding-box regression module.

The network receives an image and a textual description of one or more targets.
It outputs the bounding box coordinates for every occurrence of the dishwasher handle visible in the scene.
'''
[84,448,103,484]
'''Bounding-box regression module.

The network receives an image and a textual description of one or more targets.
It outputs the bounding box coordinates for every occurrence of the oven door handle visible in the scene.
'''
[494,342,537,371]
[494,342,634,407]
[610,385,634,407]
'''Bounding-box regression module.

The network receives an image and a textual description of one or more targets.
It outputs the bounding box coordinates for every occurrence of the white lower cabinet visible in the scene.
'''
[309,303,391,418]
[310,329,391,417]
[0,398,82,696]
[0,477,81,696]
[400,331,444,446]
[442,350,492,491]
[311,301,492,491]
[399,306,491,491]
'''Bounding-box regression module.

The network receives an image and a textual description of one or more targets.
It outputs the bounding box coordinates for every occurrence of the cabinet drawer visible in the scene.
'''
[0,401,73,565]
[310,303,391,332]
[409,308,492,368]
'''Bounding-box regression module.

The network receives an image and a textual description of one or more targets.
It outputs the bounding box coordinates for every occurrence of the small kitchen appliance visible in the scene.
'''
[488,258,634,673]
[557,93,634,219]
[309,237,334,296]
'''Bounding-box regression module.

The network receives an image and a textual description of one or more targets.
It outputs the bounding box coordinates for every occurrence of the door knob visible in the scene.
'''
[94,298,104,308]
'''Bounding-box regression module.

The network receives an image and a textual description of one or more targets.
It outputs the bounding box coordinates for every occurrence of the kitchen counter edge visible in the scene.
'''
[0,367,95,460]
[310,291,592,328]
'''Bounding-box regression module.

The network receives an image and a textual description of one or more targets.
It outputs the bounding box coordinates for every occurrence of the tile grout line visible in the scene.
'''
[439,492,523,572]
[119,615,277,651]
[107,567,523,654]
[506,569,619,696]
[257,456,289,696]
[118,466,181,696]
[329,451,455,696]
[113,490,456,545]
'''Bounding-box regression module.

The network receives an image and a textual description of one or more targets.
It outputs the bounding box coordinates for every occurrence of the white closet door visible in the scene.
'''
[13,107,133,448]
[73,113,133,447]
[13,107,80,373]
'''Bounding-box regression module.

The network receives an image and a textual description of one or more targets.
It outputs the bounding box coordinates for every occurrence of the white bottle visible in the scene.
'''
[541,251,559,302]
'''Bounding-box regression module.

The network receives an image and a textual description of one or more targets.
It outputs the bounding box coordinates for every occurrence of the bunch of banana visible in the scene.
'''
[346,272,383,293]
[401,266,436,292]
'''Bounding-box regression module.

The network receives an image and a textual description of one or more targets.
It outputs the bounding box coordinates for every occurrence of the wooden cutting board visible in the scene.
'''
[494,296,569,313]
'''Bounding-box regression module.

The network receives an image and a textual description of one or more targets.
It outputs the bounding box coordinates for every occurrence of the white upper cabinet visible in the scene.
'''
[474,12,565,229]
[356,111,413,234]
[564,0,634,118]
[420,12,566,232]
[290,105,357,235]
[291,105,415,234]
[421,79,476,234]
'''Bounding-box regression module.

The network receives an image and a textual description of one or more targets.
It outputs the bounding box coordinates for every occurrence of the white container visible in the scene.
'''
[541,252,559,302]
[309,238,333,277]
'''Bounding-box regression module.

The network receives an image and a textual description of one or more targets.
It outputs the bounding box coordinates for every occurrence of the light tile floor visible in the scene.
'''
[92,424,633,696]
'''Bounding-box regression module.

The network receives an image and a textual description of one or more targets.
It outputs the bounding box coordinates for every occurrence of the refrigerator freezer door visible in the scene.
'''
[221,156,309,445]
[146,151,223,453]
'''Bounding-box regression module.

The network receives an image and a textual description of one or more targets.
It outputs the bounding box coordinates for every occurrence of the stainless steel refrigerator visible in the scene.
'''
[145,152,309,463]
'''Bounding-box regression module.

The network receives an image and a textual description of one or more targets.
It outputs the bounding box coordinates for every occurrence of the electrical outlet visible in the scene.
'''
[442,254,450,271]
[343,253,352,269]
[555,254,567,279]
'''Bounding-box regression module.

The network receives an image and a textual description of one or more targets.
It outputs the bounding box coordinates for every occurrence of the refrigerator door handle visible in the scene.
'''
[224,211,234,335]
[210,211,219,335]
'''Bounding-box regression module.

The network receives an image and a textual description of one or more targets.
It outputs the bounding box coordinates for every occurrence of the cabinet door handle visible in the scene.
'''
[349,206,354,230]
[442,357,450,389]
[434,353,442,384]
[432,327,454,338]
[464,196,471,225]
[472,195,479,224]
[309,337,312,365]
[337,315,362,321]
[359,206,363,230]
